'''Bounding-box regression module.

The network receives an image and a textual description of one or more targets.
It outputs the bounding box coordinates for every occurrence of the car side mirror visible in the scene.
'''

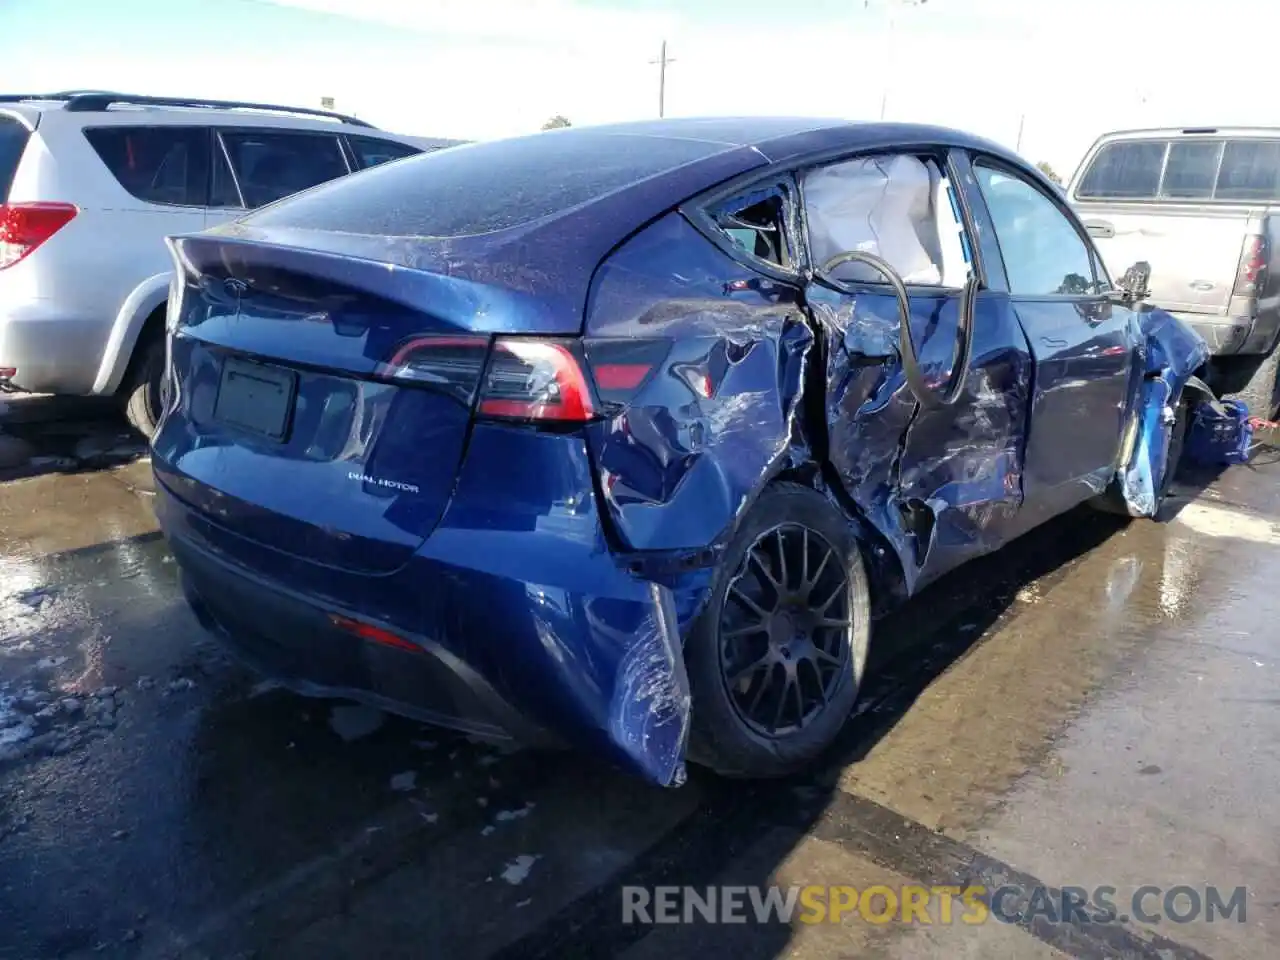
[1116,261,1152,303]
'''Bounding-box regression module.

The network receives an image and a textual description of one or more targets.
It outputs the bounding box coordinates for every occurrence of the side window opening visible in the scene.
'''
[976,162,1100,297]
[0,115,31,202]
[83,126,210,207]
[219,130,349,209]
[710,186,792,269]
[801,154,972,288]
[347,135,422,170]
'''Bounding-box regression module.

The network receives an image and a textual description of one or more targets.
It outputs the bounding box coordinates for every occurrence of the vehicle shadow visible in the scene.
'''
[489,504,1139,960]
[0,394,145,482]
[170,498,1185,959]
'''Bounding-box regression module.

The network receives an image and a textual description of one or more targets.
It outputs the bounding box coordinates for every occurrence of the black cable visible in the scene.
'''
[815,250,977,410]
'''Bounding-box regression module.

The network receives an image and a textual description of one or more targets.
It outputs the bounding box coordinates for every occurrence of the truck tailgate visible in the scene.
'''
[1077,203,1254,315]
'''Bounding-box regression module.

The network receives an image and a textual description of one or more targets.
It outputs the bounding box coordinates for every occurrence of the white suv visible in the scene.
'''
[0,91,458,435]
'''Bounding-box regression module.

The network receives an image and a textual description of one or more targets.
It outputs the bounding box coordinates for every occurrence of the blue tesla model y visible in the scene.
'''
[154,118,1211,787]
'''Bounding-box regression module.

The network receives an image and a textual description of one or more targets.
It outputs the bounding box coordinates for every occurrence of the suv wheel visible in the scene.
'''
[685,483,871,779]
[122,336,166,439]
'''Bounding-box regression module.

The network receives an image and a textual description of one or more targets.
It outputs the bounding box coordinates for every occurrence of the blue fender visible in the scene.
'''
[1117,307,1210,516]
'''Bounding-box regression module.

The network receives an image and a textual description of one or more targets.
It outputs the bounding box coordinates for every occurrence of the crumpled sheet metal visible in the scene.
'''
[810,283,1030,596]
[585,212,812,555]
[416,424,692,787]
[1117,307,1211,516]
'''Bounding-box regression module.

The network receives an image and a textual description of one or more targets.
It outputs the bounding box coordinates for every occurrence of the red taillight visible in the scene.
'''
[376,335,489,405]
[0,202,77,269]
[329,613,422,654]
[583,338,670,405]
[377,334,596,423]
[1233,233,1269,297]
[594,363,652,391]
[477,338,594,422]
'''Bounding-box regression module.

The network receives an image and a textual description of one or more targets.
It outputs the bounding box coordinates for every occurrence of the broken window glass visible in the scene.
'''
[710,185,791,268]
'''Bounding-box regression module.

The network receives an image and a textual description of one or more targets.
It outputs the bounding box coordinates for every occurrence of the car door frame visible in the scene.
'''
[960,150,1141,526]
[787,142,1035,594]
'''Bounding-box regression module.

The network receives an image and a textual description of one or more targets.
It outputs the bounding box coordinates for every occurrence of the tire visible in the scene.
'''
[685,482,871,779]
[122,336,166,439]
[1216,348,1280,420]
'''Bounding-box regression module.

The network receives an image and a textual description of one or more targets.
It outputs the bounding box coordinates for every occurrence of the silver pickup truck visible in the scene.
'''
[1068,127,1280,417]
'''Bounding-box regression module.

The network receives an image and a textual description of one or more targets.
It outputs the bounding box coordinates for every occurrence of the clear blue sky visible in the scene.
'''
[4,0,1277,179]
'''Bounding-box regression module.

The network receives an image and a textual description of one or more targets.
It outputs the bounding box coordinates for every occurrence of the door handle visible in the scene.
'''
[1040,336,1069,349]
[1084,220,1115,239]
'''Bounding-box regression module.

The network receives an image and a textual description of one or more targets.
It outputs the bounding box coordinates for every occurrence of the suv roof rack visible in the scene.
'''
[0,91,375,128]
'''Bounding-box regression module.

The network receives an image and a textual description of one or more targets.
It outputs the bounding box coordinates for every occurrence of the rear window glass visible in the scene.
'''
[84,126,210,207]
[1215,140,1280,201]
[220,131,349,208]
[1076,141,1166,199]
[347,135,421,170]
[1078,135,1280,202]
[245,131,728,238]
[0,115,29,200]
[1162,141,1222,199]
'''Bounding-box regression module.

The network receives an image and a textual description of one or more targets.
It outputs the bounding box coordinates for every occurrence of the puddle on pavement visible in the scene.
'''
[1,443,1278,957]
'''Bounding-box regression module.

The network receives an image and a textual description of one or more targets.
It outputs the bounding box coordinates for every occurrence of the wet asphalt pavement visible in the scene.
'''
[2,397,1279,959]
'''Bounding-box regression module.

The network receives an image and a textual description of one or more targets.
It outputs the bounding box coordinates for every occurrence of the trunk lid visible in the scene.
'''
[154,234,501,575]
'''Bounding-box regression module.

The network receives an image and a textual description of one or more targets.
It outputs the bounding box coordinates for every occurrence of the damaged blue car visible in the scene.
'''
[153,118,1215,788]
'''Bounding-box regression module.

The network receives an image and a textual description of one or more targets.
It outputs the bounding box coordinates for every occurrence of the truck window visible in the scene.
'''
[1076,141,1166,199]
[1161,141,1223,199]
[1215,140,1280,201]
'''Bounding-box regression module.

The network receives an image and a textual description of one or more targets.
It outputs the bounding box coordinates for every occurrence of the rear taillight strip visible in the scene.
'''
[378,335,597,423]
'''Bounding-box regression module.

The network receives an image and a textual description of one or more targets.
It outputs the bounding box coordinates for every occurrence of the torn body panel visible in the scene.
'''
[811,283,1032,596]
[160,424,694,787]
[584,212,813,554]
[1115,307,1211,516]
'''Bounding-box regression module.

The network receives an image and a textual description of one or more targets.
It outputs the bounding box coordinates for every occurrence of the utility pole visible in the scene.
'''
[868,0,926,121]
[649,40,675,118]
[1015,113,1026,153]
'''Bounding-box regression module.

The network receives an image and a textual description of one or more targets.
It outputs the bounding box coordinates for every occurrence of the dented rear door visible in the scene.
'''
[803,150,1033,595]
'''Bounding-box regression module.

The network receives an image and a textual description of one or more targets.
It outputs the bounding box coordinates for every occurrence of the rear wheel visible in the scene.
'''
[122,335,166,439]
[685,483,871,779]
[1215,348,1280,421]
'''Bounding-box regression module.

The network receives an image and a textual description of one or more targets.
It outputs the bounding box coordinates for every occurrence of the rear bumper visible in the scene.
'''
[0,301,110,394]
[172,527,556,746]
[1170,307,1280,357]
[154,424,694,786]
